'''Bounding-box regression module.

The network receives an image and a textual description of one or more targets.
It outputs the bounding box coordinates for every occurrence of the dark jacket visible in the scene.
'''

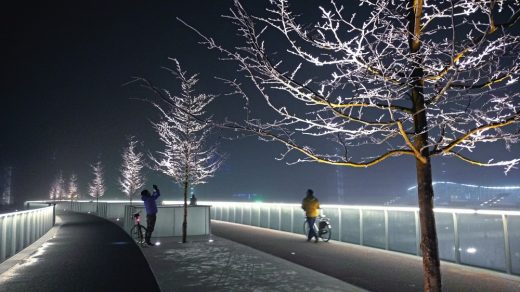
[142,189,160,215]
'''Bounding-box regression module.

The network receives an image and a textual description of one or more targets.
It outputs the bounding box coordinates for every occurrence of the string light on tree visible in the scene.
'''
[119,136,146,205]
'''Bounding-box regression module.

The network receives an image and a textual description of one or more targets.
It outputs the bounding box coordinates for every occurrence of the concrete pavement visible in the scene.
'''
[0,212,159,292]
[211,220,520,292]
[141,235,365,292]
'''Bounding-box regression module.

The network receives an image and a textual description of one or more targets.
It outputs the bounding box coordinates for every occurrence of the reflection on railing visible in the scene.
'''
[175,201,520,276]
[0,206,54,263]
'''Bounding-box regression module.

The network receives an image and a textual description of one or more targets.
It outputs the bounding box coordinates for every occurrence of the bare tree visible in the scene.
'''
[138,59,224,243]
[119,136,146,205]
[88,160,105,214]
[182,0,520,290]
[68,173,80,201]
[49,170,65,202]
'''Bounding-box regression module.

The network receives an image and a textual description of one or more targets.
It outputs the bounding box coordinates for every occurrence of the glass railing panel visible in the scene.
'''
[280,207,292,232]
[340,208,360,244]
[388,211,416,254]
[435,212,456,262]
[362,210,385,248]
[507,216,520,275]
[458,214,506,272]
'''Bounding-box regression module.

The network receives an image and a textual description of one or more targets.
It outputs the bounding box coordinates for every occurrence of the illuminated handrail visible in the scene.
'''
[190,201,520,275]
[22,200,520,275]
[163,200,520,216]
[0,206,54,263]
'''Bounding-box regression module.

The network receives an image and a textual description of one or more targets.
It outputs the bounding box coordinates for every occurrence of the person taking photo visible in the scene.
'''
[141,184,161,246]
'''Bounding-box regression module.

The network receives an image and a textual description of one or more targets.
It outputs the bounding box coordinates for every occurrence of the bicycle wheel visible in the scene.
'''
[319,224,332,242]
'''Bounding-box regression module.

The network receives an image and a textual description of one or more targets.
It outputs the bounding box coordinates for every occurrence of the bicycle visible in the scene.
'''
[303,214,332,242]
[130,212,148,246]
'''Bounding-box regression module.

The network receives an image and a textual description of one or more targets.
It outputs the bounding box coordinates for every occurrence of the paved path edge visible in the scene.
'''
[0,218,61,275]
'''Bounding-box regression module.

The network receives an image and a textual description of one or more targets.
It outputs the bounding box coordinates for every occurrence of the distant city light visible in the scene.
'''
[155,241,161,246]
[466,247,477,254]
[407,181,520,191]
[208,239,214,243]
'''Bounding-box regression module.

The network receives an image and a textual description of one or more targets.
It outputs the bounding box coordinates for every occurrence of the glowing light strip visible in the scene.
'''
[26,200,137,204]
[162,201,520,216]
[0,206,53,218]
[433,208,476,214]
[476,210,520,216]
[407,181,520,191]
[25,200,520,216]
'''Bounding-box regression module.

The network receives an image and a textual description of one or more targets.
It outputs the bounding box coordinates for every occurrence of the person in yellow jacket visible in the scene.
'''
[302,189,320,242]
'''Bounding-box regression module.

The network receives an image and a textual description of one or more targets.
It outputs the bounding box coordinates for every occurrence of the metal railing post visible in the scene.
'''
[240,205,244,224]
[52,203,56,226]
[249,205,253,225]
[226,206,230,222]
[502,214,512,274]
[257,206,261,227]
[290,207,294,233]
[11,214,17,254]
[359,209,364,245]
[338,207,342,242]
[415,211,420,256]
[278,207,282,230]
[19,213,25,251]
[0,217,7,261]
[267,207,271,228]
[384,210,389,250]
[208,206,212,235]
[453,213,461,264]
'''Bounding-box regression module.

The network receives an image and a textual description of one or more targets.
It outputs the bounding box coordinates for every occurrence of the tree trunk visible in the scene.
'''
[408,0,442,290]
[411,68,442,291]
[416,158,442,291]
[96,196,99,215]
[182,179,189,243]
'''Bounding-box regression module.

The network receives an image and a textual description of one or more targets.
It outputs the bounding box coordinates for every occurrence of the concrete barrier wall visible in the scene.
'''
[0,206,54,263]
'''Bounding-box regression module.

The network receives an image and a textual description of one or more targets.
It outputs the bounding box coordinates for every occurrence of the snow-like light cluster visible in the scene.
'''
[88,160,105,199]
[67,173,79,200]
[118,136,145,202]
[183,0,520,172]
[142,59,225,188]
[49,171,65,200]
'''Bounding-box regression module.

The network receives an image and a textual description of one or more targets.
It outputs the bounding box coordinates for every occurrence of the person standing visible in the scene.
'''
[302,189,320,243]
[189,194,197,206]
[141,184,160,246]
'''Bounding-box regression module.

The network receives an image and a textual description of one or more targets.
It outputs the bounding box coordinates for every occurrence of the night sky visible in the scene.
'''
[1,0,519,207]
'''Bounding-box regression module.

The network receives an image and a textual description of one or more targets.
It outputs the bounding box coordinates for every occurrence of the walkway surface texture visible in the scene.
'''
[142,235,364,292]
[211,220,520,292]
[0,212,160,292]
